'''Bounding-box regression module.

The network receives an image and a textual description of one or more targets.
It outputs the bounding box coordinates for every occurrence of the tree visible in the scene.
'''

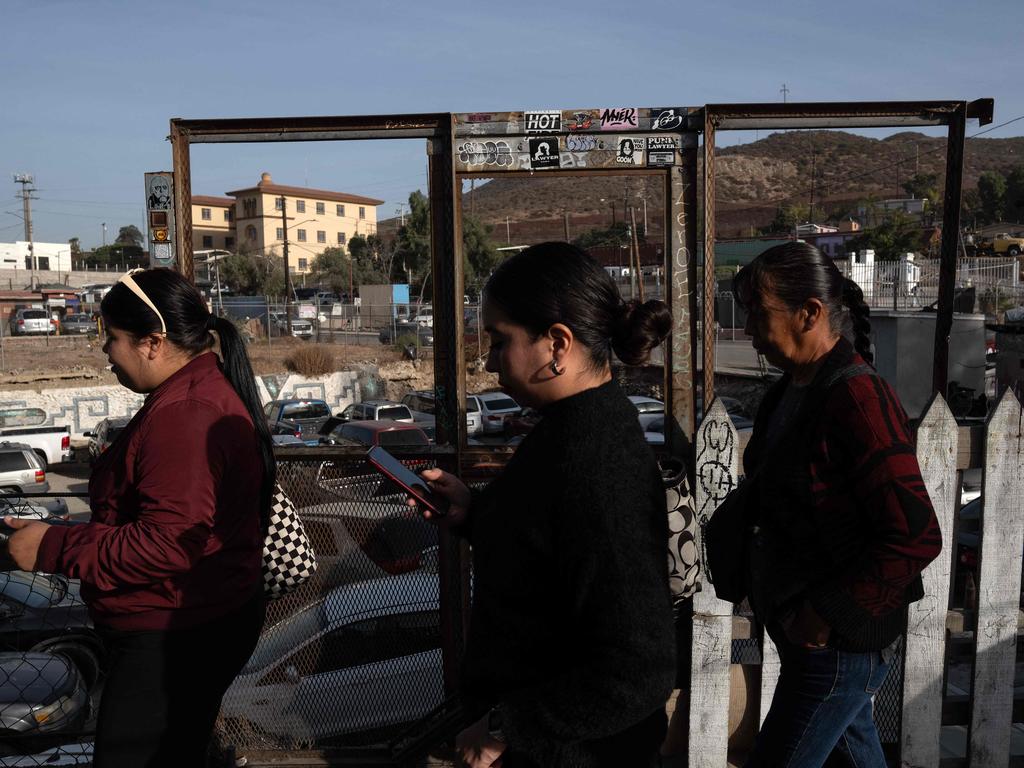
[1003,165,1024,224]
[82,244,145,268]
[463,215,501,295]
[572,222,634,249]
[68,237,81,257]
[902,173,940,207]
[393,191,432,288]
[977,171,1007,225]
[219,246,284,296]
[848,211,922,261]
[762,203,810,235]
[115,225,143,247]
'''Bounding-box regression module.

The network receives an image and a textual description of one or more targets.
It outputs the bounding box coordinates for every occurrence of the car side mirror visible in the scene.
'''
[284,664,301,685]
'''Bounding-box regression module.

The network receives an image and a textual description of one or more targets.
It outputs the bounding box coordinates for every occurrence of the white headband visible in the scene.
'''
[118,269,167,335]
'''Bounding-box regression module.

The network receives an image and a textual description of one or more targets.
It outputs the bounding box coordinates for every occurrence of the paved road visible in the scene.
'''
[44,461,91,519]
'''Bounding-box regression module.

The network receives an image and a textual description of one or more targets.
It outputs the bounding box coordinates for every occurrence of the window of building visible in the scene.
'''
[202,235,213,248]
[317,230,326,243]
[276,228,284,241]
[225,237,235,248]
[359,206,366,219]
[296,200,306,213]
[201,208,212,221]
[246,225,257,241]
[336,204,345,217]
[275,198,284,211]
[316,202,325,215]
[243,198,257,218]
[298,258,308,270]
[297,229,307,242]
[337,232,346,245]
[224,209,232,222]
[37,257,50,271]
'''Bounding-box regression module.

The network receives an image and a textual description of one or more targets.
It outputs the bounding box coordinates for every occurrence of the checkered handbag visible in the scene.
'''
[262,484,317,600]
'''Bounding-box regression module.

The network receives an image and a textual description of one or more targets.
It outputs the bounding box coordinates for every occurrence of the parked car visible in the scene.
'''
[59,314,96,336]
[378,323,434,347]
[84,417,130,464]
[503,407,541,439]
[400,391,483,436]
[9,309,55,337]
[0,444,49,495]
[0,412,71,469]
[264,399,332,446]
[336,401,414,425]
[220,572,442,743]
[267,312,313,339]
[0,652,89,746]
[320,420,430,449]
[628,396,665,431]
[474,392,522,434]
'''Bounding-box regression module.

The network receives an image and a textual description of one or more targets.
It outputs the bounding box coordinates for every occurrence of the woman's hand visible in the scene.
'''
[408,468,471,524]
[456,712,506,768]
[781,600,831,647]
[4,517,51,571]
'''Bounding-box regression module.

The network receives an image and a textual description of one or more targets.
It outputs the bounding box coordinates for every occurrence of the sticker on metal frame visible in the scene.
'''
[646,135,678,166]
[599,107,639,131]
[649,108,685,131]
[528,137,561,169]
[615,137,645,165]
[564,110,599,132]
[524,111,562,134]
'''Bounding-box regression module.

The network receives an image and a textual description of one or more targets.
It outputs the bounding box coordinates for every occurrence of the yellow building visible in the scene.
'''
[190,196,235,253]
[223,172,384,275]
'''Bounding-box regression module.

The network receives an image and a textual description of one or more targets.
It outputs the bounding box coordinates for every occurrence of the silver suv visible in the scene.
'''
[0,442,49,494]
[401,391,483,435]
[10,308,54,336]
[336,400,414,423]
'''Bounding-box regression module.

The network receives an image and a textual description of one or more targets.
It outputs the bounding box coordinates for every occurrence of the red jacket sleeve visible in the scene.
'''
[37,401,226,590]
[807,376,942,630]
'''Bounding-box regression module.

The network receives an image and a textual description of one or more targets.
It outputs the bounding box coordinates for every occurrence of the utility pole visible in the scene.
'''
[809,151,816,224]
[630,206,644,302]
[780,83,790,103]
[563,211,570,241]
[505,216,511,244]
[13,174,37,290]
[280,196,292,334]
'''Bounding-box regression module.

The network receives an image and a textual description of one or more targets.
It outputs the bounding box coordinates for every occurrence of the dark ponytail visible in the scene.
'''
[841,278,873,364]
[101,269,276,523]
[484,242,671,369]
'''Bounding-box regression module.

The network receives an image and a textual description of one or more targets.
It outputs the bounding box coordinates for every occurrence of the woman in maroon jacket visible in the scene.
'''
[6,268,274,768]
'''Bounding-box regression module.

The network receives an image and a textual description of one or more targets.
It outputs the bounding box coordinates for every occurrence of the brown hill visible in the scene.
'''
[377,131,1024,243]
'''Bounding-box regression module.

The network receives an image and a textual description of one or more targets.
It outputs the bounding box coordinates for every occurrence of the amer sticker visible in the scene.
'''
[649,107,685,131]
[524,111,562,133]
[599,107,639,131]
[615,137,645,165]
[528,137,561,169]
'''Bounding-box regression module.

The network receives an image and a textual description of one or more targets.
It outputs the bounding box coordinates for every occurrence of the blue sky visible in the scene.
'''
[2,0,1022,248]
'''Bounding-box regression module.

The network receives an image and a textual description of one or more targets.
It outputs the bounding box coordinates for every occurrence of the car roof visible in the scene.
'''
[628,395,663,405]
[476,391,519,404]
[0,442,32,452]
[271,398,328,405]
[100,417,131,427]
[361,399,405,407]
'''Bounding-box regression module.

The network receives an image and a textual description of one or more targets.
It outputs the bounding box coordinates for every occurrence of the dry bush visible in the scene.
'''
[284,344,335,376]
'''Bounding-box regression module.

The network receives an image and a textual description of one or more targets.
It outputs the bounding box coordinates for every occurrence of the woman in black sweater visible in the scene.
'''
[418,243,677,768]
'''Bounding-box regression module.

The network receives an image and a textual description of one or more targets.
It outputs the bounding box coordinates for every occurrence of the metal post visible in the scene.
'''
[265,295,271,349]
[933,103,967,397]
[170,124,193,282]
[280,197,292,336]
[703,109,718,406]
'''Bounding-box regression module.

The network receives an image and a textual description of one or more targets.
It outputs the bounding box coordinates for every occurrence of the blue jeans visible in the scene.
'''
[745,644,891,768]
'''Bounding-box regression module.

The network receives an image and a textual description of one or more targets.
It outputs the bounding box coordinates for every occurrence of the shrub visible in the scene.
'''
[284,344,335,376]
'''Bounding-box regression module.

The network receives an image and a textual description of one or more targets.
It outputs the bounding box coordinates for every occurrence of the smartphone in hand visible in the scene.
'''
[366,446,450,517]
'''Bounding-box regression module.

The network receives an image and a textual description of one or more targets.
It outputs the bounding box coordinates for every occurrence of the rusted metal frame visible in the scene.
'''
[169,113,450,143]
[666,147,700,452]
[702,109,717,407]
[933,103,968,397]
[704,100,980,130]
[457,168,669,180]
[169,122,194,282]
[429,118,470,697]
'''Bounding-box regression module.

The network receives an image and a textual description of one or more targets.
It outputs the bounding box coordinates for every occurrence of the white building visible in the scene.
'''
[0,242,73,273]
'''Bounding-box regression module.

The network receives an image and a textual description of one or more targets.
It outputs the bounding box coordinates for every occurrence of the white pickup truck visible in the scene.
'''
[0,408,72,468]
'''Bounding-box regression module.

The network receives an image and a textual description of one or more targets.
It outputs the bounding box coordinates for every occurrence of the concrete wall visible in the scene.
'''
[0,368,379,438]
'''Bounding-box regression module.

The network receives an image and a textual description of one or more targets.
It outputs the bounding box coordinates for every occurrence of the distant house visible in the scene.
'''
[857,198,929,227]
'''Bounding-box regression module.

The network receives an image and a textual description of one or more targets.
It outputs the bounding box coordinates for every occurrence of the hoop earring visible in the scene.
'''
[549,360,564,376]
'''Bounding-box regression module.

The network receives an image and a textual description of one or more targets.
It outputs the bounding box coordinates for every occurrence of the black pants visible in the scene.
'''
[94,596,265,768]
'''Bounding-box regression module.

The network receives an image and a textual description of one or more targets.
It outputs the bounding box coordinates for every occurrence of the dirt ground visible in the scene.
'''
[0,334,500,396]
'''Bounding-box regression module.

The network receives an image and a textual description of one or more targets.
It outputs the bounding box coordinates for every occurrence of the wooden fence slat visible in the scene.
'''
[690,399,740,766]
[759,637,781,728]
[970,389,1024,767]
[902,394,959,767]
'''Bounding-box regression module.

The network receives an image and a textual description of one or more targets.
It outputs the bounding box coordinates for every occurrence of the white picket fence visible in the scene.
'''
[691,390,1024,767]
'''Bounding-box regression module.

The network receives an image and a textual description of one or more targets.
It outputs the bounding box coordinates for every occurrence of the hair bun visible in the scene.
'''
[611,299,672,366]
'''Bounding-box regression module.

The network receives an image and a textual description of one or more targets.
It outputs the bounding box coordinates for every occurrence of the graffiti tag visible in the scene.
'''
[457,140,514,167]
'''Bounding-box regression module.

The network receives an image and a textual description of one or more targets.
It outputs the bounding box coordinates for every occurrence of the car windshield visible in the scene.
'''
[22,310,46,320]
[379,430,428,447]
[634,401,663,414]
[107,426,125,442]
[465,398,479,413]
[243,603,323,673]
[281,402,329,420]
[377,407,410,421]
[0,452,30,472]
[483,397,518,411]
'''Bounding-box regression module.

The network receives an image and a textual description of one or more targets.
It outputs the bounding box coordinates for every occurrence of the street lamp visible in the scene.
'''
[101,223,107,247]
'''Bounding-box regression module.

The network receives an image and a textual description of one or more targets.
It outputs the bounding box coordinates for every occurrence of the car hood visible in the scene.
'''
[0,653,76,706]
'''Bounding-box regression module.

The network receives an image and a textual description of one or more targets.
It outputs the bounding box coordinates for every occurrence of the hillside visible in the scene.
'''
[378,131,1024,243]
